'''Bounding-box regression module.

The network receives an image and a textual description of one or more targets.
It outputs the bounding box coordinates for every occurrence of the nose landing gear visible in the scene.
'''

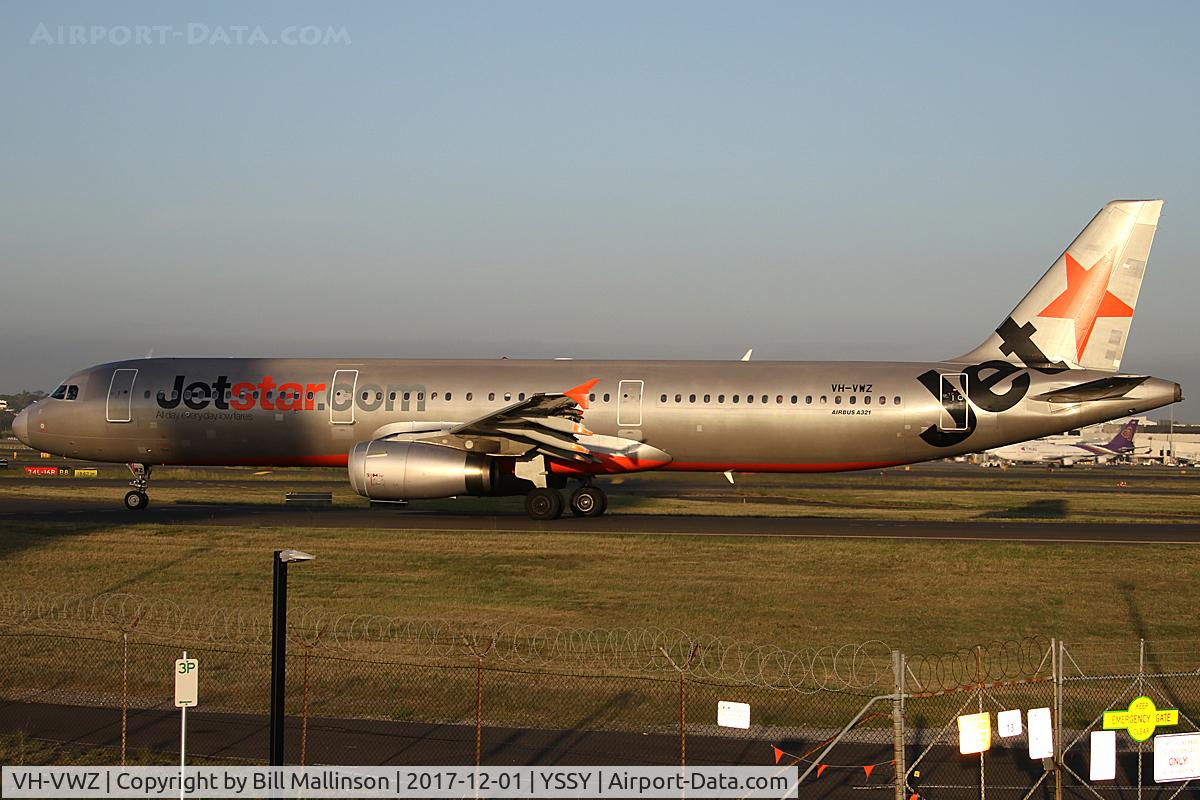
[124,463,152,511]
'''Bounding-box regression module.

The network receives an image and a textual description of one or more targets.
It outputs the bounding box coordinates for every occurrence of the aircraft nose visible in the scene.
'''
[12,408,30,446]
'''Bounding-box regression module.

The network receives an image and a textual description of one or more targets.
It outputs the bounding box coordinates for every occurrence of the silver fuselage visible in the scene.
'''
[14,357,1181,472]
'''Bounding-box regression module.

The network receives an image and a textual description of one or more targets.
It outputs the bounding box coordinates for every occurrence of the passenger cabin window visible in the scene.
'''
[776,395,783,404]
[689,394,696,403]
[675,394,682,403]
[466,392,473,401]
[806,395,812,404]
[762,395,768,404]
[518,392,525,401]
[718,394,725,403]
[879,396,887,405]
[820,395,827,404]
[732,395,740,403]
[894,396,902,405]
[603,393,610,402]
[790,395,797,404]
[747,394,754,404]
[445,392,452,401]
[488,393,495,401]
[589,393,596,402]
[703,394,711,403]
[864,395,871,405]
[835,395,842,404]
[849,395,856,405]
[661,394,668,403]
[504,392,511,401]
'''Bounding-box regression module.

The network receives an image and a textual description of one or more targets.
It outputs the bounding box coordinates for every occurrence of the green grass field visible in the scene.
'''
[2,516,1198,654]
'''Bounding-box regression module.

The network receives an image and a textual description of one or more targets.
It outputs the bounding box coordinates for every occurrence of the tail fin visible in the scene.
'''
[954,200,1163,372]
[1104,419,1139,452]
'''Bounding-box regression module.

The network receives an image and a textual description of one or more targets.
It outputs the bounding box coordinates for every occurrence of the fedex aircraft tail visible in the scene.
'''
[955,200,1163,372]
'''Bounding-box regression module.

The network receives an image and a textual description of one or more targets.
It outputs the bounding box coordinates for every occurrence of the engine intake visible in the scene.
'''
[348,441,499,500]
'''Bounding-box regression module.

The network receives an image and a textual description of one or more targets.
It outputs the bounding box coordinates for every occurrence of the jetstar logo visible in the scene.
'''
[1038,249,1134,361]
[155,375,432,413]
[917,317,1069,447]
[156,375,325,412]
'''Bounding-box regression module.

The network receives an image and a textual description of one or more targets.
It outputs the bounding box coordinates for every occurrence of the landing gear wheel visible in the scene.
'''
[124,490,149,511]
[525,487,564,520]
[570,486,606,517]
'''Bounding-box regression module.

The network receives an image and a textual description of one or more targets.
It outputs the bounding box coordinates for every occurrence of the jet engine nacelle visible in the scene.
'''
[348,440,527,501]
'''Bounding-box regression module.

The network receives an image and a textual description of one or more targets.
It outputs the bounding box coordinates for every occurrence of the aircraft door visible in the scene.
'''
[938,373,969,432]
[105,369,138,423]
[330,369,359,425]
[617,380,643,427]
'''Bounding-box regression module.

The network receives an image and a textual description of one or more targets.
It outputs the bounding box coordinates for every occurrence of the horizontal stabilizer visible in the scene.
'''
[1034,375,1149,404]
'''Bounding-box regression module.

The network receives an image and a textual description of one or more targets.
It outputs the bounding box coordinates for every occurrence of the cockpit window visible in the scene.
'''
[66,385,79,400]
[51,385,67,399]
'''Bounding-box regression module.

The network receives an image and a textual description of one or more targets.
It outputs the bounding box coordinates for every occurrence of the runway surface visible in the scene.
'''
[4,495,1200,544]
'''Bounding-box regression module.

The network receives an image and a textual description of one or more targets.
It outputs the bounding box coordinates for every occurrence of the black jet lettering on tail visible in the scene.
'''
[917,370,977,446]
[995,317,1070,374]
[918,318,1061,447]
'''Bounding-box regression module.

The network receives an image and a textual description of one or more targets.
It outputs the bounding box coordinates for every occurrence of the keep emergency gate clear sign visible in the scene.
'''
[175,658,198,707]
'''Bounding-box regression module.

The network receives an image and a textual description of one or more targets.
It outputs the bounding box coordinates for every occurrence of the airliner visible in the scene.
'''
[985,419,1142,466]
[13,200,1182,519]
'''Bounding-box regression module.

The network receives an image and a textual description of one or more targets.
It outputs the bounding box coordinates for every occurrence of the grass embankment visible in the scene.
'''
[2,520,1198,651]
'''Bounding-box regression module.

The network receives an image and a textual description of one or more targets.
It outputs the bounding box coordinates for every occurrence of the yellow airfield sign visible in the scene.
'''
[1103,696,1178,742]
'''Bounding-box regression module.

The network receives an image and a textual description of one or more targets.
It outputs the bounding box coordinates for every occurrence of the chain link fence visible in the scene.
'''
[2,592,1199,798]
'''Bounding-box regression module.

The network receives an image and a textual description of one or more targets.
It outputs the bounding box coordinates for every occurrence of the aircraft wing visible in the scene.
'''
[447,380,601,462]
[444,378,671,470]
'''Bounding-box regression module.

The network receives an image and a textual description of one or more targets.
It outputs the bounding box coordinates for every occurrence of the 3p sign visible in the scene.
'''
[1104,696,1178,742]
[174,658,198,708]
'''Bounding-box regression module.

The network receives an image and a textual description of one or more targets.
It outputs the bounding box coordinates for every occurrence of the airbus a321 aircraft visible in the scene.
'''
[13,200,1182,519]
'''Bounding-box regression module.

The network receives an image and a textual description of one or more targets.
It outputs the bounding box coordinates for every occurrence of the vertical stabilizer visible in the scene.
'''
[955,200,1162,372]
[1104,419,1139,453]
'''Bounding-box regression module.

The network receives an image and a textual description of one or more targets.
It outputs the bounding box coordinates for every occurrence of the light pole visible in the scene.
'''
[270,548,314,766]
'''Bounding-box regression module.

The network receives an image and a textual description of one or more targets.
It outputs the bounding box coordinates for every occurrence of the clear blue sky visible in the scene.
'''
[2,1,1198,419]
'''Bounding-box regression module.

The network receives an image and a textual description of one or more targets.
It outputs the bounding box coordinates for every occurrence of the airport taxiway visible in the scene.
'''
[3,495,1200,544]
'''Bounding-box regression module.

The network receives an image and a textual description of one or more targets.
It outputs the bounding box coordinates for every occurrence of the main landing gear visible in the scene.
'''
[124,463,152,511]
[523,483,608,520]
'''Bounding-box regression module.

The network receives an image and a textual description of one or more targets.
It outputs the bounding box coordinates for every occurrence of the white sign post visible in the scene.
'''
[1028,707,1054,760]
[717,701,750,729]
[1090,730,1116,781]
[1155,731,1200,783]
[957,712,992,755]
[998,709,1023,738]
[175,653,198,799]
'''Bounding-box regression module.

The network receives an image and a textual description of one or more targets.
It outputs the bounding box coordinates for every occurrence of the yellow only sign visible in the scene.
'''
[1103,696,1178,742]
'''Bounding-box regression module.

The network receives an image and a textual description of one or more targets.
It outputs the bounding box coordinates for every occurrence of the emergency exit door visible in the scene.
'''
[106,369,138,423]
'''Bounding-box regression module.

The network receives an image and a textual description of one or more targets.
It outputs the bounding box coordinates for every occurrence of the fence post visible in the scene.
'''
[659,643,700,768]
[294,624,326,768]
[462,637,495,769]
[892,650,906,800]
[119,613,142,768]
[121,631,128,767]
[1053,638,1062,800]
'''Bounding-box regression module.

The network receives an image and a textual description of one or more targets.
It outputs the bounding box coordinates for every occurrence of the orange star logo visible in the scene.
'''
[1037,249,1133,361]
